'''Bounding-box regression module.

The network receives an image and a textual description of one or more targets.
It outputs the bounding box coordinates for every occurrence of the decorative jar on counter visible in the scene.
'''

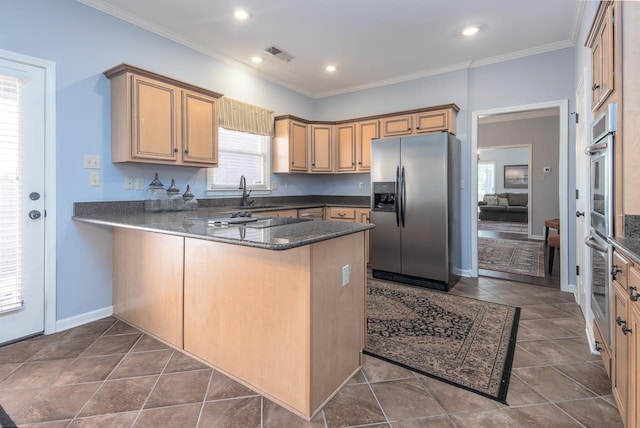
[182,185,198,211]
[166,179,185,211]
[145,173,169,213]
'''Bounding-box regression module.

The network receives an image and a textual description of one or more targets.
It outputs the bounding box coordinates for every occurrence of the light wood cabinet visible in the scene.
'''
[628,281,640,428]
[326,207,370,264]
[609,250,640,428]
[105,63,221,167]
[335,123,357,172]
[356,120,378,172]
[586,1,616,112]
[612,279,629,423]
[183,233,365,419]
[298,207,325,220]
[113,229,184,348]
[310,124,333,172]
[381,108,456,138]
[327,207,357,222]
[253,209,298,218]
[274,118,309,172]
[273,104,457,175]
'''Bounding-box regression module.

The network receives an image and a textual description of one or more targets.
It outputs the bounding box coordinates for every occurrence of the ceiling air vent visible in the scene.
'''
[264,46,295,62]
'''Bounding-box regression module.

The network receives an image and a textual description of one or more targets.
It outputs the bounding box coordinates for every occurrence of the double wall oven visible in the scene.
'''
[584,103,616,348]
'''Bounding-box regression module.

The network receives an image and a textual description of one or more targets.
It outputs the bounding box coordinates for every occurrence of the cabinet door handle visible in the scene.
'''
[629,286,640,301]
[594,340,602,352]
[611,265,622,279]
[184,149,189,154]
[173,148,179,153]
[622,325,632,335]
[592,83,600,91]
[616,316,626,326]
[358,161,362,165]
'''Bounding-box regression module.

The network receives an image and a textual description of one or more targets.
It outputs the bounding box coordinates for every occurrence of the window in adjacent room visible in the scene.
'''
[477,161,496,201]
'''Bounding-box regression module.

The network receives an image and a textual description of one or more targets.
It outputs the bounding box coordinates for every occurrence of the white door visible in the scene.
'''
[0,59,46,344]
[575,74,589,309]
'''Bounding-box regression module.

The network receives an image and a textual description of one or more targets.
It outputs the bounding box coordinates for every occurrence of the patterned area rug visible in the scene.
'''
[365,279,520,403]
[477,220,528,234]
[478,237,545,277]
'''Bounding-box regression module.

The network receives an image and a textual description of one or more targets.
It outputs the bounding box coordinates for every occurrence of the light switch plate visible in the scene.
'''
[134,177,145,190]
[84,155,101,169]
[125,177,134,190]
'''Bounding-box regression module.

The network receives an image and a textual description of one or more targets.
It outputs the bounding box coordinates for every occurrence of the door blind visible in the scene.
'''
[0,75,23,313]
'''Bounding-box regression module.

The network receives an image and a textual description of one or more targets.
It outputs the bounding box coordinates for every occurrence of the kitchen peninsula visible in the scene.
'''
[73,204,373,420]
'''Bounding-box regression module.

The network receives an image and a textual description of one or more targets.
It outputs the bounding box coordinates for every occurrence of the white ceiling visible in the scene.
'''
[78,0,584,99]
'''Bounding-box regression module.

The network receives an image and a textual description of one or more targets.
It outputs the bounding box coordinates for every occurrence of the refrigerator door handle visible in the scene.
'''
[395,166,400,227]
[401,166,406,227]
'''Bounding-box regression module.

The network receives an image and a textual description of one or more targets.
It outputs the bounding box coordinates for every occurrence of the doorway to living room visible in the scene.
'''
[473,106,562,288]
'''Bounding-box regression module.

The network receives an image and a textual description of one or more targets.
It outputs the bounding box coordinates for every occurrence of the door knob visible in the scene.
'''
[29,192,40,201]
[28,210,41,220]
[576,211,585,217]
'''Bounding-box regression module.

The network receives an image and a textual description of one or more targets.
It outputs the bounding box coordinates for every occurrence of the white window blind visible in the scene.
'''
[208,128,271,191]
[0,75,23,313]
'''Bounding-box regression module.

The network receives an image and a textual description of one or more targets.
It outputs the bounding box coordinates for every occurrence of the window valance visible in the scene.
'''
[218,96,274,137]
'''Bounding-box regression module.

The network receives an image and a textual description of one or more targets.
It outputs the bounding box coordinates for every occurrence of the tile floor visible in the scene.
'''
[0,276,624,427]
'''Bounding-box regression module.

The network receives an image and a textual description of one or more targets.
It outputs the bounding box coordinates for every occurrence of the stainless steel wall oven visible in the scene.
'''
[584,102,616,349]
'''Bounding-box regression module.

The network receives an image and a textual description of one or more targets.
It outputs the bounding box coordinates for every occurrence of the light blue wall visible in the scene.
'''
[3,0,584,322]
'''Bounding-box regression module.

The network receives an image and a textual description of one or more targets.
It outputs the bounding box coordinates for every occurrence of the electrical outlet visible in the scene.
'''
[358,182,364,189]
[125,177,134,190]
[272,181,279,190]
[89,172,100,186]
[84,155,101,169]
[342,264,350,286]
[134,177,145,190]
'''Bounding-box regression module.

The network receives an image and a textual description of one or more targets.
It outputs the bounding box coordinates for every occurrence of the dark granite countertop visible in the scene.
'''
[73,208,373,250]
[609,237,640,265]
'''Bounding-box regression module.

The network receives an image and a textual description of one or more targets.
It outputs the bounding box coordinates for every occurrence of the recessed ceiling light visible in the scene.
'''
[325,65,337,72]
[251,56,263,64]
[234,9,250,20]
[461,25,480,37]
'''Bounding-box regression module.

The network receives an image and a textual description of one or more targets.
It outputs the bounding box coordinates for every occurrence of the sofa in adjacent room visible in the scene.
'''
[478,192,528,223]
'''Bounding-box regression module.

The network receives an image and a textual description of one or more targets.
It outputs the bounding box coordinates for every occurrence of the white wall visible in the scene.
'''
[2,0,582,322]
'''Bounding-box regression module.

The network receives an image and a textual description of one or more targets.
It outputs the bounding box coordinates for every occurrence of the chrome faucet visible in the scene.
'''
[238,175,253,207]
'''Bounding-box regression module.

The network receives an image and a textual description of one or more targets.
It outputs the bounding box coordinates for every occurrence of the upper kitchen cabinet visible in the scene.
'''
[356,119,378,172]
[273,104,457,174]
[104,64,222,167]
[335,123,357,172]
[586,1,616,112]
[310,123,333,172]
[380,106,458,138]
[273,117,309,173]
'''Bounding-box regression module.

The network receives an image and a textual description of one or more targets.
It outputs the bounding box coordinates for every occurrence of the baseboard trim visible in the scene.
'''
[456,268,473,278]
[55,306,113,333]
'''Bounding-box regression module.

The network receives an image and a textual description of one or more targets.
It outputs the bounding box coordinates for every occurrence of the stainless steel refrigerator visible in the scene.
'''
[370,132,460,291]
